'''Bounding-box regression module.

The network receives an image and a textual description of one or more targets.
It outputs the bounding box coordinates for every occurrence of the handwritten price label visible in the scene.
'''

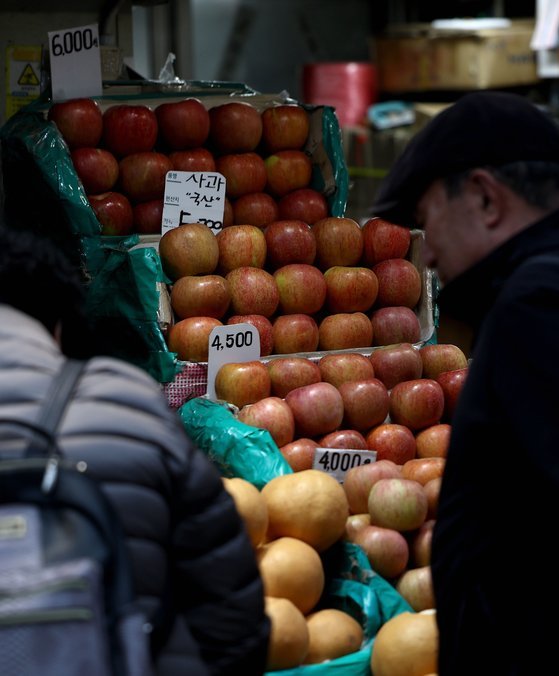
[206,324,260,400]
[313,448,378,483]
[48,24,102,100]
[162,171,226,235]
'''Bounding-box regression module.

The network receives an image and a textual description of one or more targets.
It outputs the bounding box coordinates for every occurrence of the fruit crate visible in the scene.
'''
[163,229,435,409]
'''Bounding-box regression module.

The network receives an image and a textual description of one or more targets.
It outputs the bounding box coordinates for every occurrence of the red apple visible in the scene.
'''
[369,342,423,390]
[424,477,442,519]
[71,147,118,194]
[401,457,446,486]
[232,192,279,228]
[410,519,435,568]
[280,438,319,472]
[208,101,263,154]
[155,98,210,150]
[284,381,344,438]
[118,152,172,202]
[353,525,409,579]
[372,259,422,309]
[170,274,230,319]
[237,396,295,448]
[88,191,133,236]
[216,152,267,198]
[318,312,373,351]
[226,266,279,317]
[436,367,468,421]
[342,459,402,514]
[371,306,422,346]
[274,263,326,315]
[323,266,378,313]
[318,352,375,388]
[365,423,417,465]
[167,316,222,362]
[264,150,312,197]
[102,104,158,157]
[48,97,103,149]
[272,314,319,354]
[312,217,363,270]
[261,104,310,152]
[223,197,234,228]
[264,220,316,269]
[415,423,451,459]
[169,148,216,172]
[267,357,322,398]
[389,379,445,431]
[395,566,435,612]
[344,513,371,541]
[277,187,328,224]
[214,360,271,409]
[368,477,428,532]
[338,379,390,432]
[227,314,274,357]
[133,198,163,234]
[317,429,368,450]
[419,343,468,380]
[361,217,411,266]
[158,222,219,280]
[216,224,267,273]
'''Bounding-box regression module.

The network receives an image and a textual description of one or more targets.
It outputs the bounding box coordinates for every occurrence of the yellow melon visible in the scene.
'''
[256,536,325,614]
[303,608,364,664]
[265,596,310,671]
[371,610,438,676]
[222,477,268,548]
[261,469,349,551]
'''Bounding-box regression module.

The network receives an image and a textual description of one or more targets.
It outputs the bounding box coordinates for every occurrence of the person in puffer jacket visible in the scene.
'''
[0,223,270,676]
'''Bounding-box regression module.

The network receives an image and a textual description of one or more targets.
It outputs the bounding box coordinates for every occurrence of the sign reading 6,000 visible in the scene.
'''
[51,27,98,57]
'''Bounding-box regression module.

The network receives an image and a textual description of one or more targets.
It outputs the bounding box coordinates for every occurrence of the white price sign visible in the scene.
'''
[313,448,378,483]
[206,324,260,400]
[162,171,226,235]
[48,24,102,101]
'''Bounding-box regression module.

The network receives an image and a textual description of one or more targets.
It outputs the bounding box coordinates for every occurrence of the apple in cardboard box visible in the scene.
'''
[233,192,280,228]
[274,263,326,315]
[169,148,216,172]
[267,356,322,398]
[264,150,313,197]
[353,525,409,579]
[272,314,320,354]
[369,342,423,390]
[227,314,274,357]
[318,352,375,389]
[208,101,263,154]
[71,147,119,195]
[284,381,344,438]
[323,266,378,313]
[170,274,230,320]
[372,258,422,309]
[167,316,222,362]
[88,191,134,236]
[365,423,416,465]
[277,187,328,224]
[389,379,445,432]
[155,98,210,150]
[419,343,468,380]
[317,429,368,450]
[48,97,103,149]
[415,423,451,459]
[368,477,428,532]
[216,152,267,199]
[312,217,363,270]
[261,104,310,153]
[342,459,402,515]
[133,198,163,234]
[338,379,390,432]
[264,220,317,269]
[436,366,468,421]
[216,224,267,274]
[237,396,295,448]
[226,266,280,317]
[361,217,411,266]
[318,312,373,351]
[214,360,271,408]
[102,104,158,157]
[280,437,320,472]
[159,222,219,280]
[371,306,421,347]
[118,152,172,202]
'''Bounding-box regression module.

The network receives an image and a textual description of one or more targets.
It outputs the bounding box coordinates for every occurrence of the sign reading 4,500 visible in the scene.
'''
[211,330,253,352]
[51,28,98,57]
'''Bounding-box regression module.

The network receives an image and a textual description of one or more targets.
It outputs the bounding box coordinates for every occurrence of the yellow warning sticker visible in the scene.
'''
[6,44,42,120]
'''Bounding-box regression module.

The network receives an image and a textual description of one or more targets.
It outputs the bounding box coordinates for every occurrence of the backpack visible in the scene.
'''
[0,359,155,676]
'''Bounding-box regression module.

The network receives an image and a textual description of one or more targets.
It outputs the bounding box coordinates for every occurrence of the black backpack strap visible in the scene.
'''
[25,359,86,459]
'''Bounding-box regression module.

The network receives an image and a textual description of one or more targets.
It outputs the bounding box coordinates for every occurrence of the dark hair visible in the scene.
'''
[443,161,559,210]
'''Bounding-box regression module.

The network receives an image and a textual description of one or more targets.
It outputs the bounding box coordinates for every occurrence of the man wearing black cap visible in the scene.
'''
[373,91,559,675]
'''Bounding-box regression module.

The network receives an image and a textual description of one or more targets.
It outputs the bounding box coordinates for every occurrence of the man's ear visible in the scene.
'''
[467,168,504,229]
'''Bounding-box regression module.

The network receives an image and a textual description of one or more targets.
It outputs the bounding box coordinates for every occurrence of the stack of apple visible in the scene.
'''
[46,95,331,236]
[162,215,425,361]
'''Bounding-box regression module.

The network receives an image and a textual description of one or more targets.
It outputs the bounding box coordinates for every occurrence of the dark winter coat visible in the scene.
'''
[0,305,270,676]
[431,210,559,675]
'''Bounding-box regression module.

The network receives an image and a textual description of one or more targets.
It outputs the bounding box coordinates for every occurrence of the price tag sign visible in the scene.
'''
[162,171,226,235]
[48,24,102,101]
[313,448,378,483]
[206,324,260,400]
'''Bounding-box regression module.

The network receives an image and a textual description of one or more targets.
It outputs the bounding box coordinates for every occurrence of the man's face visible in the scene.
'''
[415,177,489,286]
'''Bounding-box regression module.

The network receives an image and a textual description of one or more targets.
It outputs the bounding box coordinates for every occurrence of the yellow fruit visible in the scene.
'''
[256,536,325,614]
[265,596,310,671]
[261,469,349,551]
[222,477,269,548]
[371,610,438,676]
[303,608,364,664]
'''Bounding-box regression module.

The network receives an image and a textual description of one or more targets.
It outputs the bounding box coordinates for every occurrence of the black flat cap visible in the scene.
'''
[372,91,559,226]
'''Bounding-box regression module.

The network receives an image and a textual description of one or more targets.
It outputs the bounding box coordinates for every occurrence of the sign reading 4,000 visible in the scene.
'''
[51,27,98,57]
